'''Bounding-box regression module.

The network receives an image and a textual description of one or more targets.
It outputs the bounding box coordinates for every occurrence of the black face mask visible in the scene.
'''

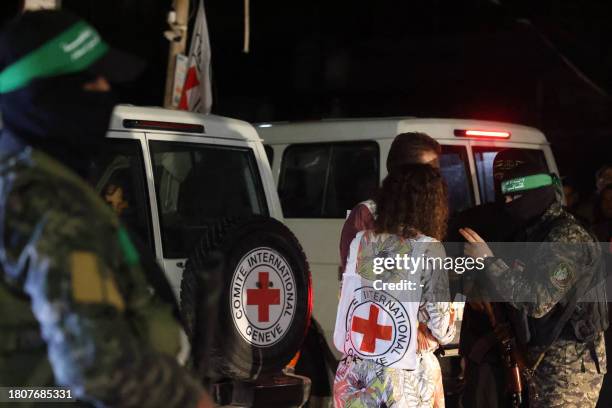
[0,73,116,176]
[504,185,556,228]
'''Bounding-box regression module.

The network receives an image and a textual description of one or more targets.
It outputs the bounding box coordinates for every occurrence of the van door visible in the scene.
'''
[145,133,270,299]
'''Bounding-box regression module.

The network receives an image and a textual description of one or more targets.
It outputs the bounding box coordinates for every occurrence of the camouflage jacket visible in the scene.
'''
[0,148,203,407]
[483,204,604,318]
[482,203,607,364]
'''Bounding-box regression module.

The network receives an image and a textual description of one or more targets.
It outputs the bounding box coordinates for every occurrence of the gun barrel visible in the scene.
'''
[510,364,523,394]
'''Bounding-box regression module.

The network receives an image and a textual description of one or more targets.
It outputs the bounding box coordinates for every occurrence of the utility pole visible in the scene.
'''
[163,0,190,108]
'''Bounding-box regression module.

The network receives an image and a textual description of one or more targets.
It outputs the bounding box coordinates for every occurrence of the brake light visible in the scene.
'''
[123,119,205,134]
[454,129,511,139]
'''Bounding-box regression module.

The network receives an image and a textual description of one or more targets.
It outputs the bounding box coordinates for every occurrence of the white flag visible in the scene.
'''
[179,0,212,113]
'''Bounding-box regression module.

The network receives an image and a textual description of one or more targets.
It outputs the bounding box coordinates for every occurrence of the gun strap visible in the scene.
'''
[527,352,546,373]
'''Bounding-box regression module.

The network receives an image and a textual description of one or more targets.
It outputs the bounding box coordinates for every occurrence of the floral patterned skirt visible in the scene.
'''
[333,352,444,408]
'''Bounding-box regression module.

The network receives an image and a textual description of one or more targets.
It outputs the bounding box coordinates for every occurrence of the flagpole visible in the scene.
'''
[163,0,190,108]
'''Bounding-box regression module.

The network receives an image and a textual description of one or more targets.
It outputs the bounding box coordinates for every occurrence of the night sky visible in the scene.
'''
[1,0,611,190]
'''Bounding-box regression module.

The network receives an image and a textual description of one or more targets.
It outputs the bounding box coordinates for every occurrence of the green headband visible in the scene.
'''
[0,21,108,94]
[501,173,555,194]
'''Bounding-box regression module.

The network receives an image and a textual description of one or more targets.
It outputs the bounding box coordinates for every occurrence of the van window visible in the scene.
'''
[279,142,379,218]
[473,147,548,203]
[90,139,153,250]
[149,141,269,258]
[440,145,474,214]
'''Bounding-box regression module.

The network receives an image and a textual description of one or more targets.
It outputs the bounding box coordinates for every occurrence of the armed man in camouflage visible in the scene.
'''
[0,10,212,408]
[461,159,608,408]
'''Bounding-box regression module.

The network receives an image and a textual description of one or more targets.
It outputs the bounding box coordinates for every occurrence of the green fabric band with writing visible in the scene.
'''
[501,173,554,194]
[0,21,108,94]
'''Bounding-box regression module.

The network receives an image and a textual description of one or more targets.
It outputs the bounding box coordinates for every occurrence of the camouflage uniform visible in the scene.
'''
[527,334,606,408]
[0,148,204,407]
[482,204,607,408]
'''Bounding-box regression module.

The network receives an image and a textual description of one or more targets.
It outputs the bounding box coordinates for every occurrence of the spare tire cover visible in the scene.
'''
[180,216,312,380]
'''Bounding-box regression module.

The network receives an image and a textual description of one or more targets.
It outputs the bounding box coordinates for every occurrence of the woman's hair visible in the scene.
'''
[375,163,448,240]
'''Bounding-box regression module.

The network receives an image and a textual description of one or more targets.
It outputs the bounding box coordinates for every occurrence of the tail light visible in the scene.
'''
[454,129,511,139]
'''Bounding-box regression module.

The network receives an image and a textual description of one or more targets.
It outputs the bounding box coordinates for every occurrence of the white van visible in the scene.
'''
[93,106,311,405]
[258,117,560,349]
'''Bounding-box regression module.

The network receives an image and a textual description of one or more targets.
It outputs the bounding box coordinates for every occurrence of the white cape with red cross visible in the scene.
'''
[333,231,432,370]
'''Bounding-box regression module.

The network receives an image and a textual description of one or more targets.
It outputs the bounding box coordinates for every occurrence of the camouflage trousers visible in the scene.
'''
[529,334,606,408]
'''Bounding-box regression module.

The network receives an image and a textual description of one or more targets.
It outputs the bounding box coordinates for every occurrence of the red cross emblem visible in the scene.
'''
[351,304,393,353]
[246,272,281,322]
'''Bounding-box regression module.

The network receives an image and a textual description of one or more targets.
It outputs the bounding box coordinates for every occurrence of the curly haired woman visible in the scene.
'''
[333,164,456,408]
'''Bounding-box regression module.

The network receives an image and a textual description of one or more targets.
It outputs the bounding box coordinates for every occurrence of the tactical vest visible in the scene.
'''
[518,211,609,349]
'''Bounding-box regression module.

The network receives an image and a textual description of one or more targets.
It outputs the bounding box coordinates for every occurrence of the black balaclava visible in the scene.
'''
[0,10,143,177]
[501,161,558,227]
[1,72,116,175]
[492,149,558,230]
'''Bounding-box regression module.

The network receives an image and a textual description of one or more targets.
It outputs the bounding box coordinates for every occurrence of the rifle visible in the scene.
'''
[482,302,525,408]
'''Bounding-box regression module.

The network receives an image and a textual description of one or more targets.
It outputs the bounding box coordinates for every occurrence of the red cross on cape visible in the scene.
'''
[351,304,393,353]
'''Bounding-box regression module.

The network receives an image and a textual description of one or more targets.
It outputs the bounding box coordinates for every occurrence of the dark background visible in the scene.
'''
[1,0,611,193]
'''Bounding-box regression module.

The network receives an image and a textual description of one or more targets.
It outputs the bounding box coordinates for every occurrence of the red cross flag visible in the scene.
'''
[179,0,212,113]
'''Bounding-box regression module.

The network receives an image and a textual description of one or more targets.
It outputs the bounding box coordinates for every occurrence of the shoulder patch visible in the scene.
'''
[550,262,573,290]
[70,251,125,311]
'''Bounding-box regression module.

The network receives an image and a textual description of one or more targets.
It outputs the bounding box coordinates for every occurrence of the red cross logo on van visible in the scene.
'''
[247,272,281,322]
[351,304,393,353]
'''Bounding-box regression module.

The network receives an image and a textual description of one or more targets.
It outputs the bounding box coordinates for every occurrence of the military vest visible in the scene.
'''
[518,210,609,348]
